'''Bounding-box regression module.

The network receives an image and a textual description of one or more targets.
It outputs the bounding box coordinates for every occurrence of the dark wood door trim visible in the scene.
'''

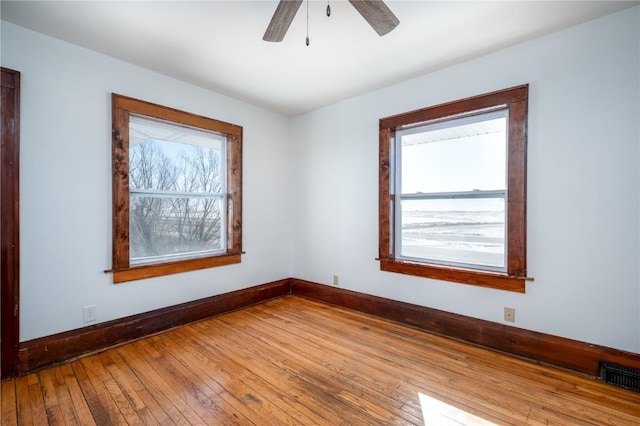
[1,67,20,379]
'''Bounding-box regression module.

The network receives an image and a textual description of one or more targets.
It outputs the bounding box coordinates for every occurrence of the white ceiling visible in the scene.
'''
[1,1,637,116]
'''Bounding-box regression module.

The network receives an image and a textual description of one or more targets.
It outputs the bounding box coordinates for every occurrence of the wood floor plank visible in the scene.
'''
[147,333,300,426]
[3,295,639,425]
[252,298,528,424]
[37,369,67,426]
[133,338,250,425]
[58,364,96,426]
[311,300,635,417]
[114,344,204,425]
[136,337,253,426]
[25,374,48,426]
[256,298,637,424]
[263,296,639,425]
[307,298,640,424]
[80,354,144,425]
[248,308,512,425]
[1,380,17,426]
[194,317,396,425]
[51,383,80,426]
[186,321,359,425]
[70,359,126,425]
[99,351,166,425]
[102,349,177,425]
[228,308,425,424]
[14,375,34,426]
[168,325,331,425]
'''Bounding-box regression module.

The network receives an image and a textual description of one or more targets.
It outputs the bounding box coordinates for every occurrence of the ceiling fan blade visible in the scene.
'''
[348,0,399,36]
[263,0,303,42]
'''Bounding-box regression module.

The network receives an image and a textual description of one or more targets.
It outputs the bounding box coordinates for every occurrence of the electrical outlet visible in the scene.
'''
[83,305,97,323]
[332,275,339,286]
[504,307,515,323]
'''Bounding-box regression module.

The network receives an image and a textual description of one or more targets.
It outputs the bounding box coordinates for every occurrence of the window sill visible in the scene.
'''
[111,253,241,283]
[380,259,528,293]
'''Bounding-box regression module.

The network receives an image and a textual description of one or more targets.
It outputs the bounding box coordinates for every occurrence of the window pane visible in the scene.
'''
[129,115,225,194]
[130,195,224,262]
[128,114,227,264]
[400,198,505,269]
[400,115,507,194]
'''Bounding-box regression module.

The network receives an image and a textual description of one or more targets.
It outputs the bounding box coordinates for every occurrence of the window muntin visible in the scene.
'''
[394,110,508,272]
[110,94,243,283]
[129,115,227,265]
[378,85,529,292]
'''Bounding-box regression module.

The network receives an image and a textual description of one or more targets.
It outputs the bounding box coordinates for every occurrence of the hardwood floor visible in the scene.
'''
[2,295,639,425]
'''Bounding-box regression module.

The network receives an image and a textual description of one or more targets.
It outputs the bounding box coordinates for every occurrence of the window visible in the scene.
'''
[111,94,242,283]
[379,85,529,292]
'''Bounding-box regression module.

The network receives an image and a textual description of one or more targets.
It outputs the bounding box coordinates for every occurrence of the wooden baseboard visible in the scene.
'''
[18,279,290,373]
[16,276,640,378]
[290,278,640,376]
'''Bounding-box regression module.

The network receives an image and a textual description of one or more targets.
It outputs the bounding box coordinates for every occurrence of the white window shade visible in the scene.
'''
[129,114,224,150]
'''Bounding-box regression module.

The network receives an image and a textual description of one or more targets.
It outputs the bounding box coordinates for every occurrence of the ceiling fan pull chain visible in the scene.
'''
[306,0,310,46]
[327,1,331,17]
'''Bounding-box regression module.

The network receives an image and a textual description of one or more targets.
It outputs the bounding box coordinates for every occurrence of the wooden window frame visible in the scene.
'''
[110,94,242,283]
[379,85,529,292]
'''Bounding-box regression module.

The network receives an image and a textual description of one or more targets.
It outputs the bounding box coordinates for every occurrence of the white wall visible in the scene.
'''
[1,22,292,341]
[290,7,640,353]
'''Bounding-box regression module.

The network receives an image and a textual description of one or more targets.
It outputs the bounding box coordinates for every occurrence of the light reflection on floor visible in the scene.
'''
[419,393,498,425]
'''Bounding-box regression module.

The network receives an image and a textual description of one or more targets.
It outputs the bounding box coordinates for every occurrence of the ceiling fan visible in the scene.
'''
[263,0,400,42]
